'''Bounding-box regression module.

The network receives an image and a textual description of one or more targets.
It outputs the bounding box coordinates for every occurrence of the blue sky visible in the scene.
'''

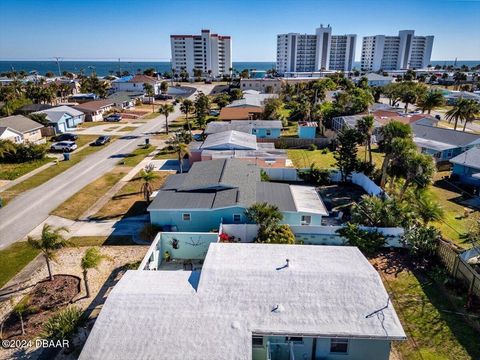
[0,0,479,61]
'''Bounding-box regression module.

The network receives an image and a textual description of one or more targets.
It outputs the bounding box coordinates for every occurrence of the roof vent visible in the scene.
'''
[272,304,285,313]
[286,258,290,267]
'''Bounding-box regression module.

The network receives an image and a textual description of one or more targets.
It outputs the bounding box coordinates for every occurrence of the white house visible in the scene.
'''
[111,74,162,95]
[79,243,406,360]
[0,126,23,143]
[353,73,394,87]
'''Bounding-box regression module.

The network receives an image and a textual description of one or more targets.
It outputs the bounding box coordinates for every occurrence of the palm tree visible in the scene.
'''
[417,90,445,114]
[175,142,190,174]
[461,99,480,132]
[81,247,107,298]
[27,224,71,281]
[410,191,444,225]
[180,99,194,133]
[356,115,375,164]
[446,98,468,130]
[140,169,158,202]
[158,103,175,134]
[143,83,155,112]
[245,202,283,234]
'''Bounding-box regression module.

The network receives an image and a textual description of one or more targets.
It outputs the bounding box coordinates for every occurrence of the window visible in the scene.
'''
[233,214,242,223]
[266,130,271,136]
[182,213,191,221]
[286,336,303,344]
[330,338,349,354]
[301,215,311,225]
[252,336,263,348]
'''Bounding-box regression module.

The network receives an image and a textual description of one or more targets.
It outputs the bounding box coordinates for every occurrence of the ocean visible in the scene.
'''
[0,60,478,77]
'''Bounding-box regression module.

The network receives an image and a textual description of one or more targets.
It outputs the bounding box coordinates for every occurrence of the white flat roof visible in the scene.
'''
[290,185,329,215]
[80,244,405,360]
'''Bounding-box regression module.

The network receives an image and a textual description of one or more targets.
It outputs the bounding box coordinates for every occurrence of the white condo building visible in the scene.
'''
[361,30,434,71]
[170,29,232,78]
[276,25,357,73]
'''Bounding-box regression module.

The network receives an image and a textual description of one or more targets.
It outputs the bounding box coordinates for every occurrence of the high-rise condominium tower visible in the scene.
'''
[361,30,434,71]
[170,29,232,78]
[276,25,357,74]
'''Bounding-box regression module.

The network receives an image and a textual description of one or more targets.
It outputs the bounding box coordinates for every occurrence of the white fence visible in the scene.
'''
[220,224,404,247]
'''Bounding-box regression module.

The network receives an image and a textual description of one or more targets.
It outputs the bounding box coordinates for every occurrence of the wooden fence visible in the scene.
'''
[437,239,480,298]
[257,137,331,149]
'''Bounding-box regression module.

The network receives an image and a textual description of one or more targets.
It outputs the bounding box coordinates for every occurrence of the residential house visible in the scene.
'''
[107,91,143,110]
[444,91,480,105]
[111,74,162,95]
[68,93,98,103]
[352,73,394,87]
[189,130,288,167]
[450,147,480,188]
[0,115,44,144]
[219,106,263,121]
[79,243,406,360]
[147,158,327,232]
[226,93,279,109]
[412,123,480,162]
[74,100,115,122]
[298,121,318,139]
[32,105,85,133]
[205,120,283,139]
[0,126,23,143]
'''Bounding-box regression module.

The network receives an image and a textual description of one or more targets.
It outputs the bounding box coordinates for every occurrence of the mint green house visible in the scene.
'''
[148,159,328,232]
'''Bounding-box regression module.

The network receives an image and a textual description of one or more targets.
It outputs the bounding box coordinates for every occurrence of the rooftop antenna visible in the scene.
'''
[54,57,62,76]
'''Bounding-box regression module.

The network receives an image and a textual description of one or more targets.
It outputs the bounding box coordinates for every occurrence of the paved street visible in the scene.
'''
[0,84,213,249]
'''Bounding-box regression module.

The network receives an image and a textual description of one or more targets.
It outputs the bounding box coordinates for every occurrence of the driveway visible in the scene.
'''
[0,84,215,249]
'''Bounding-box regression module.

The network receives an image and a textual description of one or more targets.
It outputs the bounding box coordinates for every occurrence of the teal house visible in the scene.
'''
[33,105,85,133]
[450,147,480,188]
[298,121,318,139]
[148,159,328,232]
[205,120,282,139]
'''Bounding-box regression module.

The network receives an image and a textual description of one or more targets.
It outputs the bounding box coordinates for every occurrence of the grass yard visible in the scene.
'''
[78,121,126,128]
[287,146,385,169]
[51,168,127,220]
[142,112,160,120]
[0,142,111,206]
[118,145,154,167]
[92,171,170,220]
[0,157,53,180]
[0,242,40,289]
[118,126,138,132]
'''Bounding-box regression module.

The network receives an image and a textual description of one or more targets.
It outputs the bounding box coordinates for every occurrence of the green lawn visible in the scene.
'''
[386,268,480,360]
[0,242,40,289]
[0,157,54,180]
[78,121,126,128]
[119,145,154,167]
[0,142,111,206]
[51,169,127,220]
[118,126,138,132]
[287,146,385,169]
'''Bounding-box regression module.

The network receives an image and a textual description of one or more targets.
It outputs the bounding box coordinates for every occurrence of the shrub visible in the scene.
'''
[297,164,331,186]
[356,160,376,176]
[0,140,47,163]
[257,224,296,245]
[402,225,440,259]
[260,169,270,182]
[42,306,84,341]
[336,223,386,256]
[308,144,317,151]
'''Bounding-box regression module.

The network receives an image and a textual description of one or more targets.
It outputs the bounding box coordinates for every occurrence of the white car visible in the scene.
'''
[51,141,77,152]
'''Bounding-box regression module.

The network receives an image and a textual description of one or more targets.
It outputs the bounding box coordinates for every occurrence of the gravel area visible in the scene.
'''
[0,245,148,360]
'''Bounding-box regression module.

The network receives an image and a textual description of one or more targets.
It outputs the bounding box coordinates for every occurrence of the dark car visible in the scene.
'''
[156,94,173,100]
[93,136,111,146]
[54,133,78,141]
[104,113,122,122]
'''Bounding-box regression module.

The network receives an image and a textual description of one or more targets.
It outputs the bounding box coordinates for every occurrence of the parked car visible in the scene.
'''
[209,110,220,116]
[54,133,78,141]
[93,135,111,146]
[156,94,173,100]
[104,113,122,122]
[51,141,77,152]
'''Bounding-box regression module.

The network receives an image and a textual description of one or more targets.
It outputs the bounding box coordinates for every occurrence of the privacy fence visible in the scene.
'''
[437,238,480,298]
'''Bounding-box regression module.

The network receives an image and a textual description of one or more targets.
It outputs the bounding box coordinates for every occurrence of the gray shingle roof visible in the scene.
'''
[0,115,43,133]
[256,182,296,211]
[33,106,84,124]
[450,147,480,170]
[148,159,260,210]
[412,124,480,148]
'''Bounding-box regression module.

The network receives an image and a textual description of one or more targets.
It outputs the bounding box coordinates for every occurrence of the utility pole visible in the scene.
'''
[54,57,62,76]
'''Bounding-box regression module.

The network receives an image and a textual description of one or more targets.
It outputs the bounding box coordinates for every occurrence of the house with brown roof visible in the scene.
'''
[219,106,263,121]
[111,74,162,95]
[74,100,115,122]
[0,115,45,144]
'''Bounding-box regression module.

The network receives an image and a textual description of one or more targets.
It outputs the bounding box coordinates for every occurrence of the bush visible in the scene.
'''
[356,160,376,176]
[297,164,331,186]
[0,140,47,163]
[308,144,317,151]
[42,306,84,341]
[337,223,386,255]
[257,224,296,245]
[402,225,440,260]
